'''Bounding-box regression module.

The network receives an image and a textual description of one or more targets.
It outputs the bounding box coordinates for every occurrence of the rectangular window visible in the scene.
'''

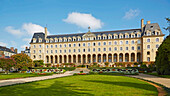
[147,57,150,62]
[98,48,100,51]
[51,45,53,48]
[39,45,41,48]
[73,44,76,47]
[131,40,134,44]
[98,42,101,46]
[83,43,85,46]
[60,50,62,53]
[103,42,106,45]
[78,49,80,52]
[147,45,150,49]
[69,44,71,47]
[103,48,106,51]
[138,46,140,50]
[47,50,48,53]
[132,47,134,50]
[39,50,41,53]
[114,41,117,45]
[55,45,57,48]
[60,44,62,48]
[147,39,150,42]
[93,48,95,52]
[109,47,111,51]
[126,47,128,50]
[74,49,76,52]
[64,50,66,53]
[88,48,90,52]
[109,42,112,45]
[93,43,96,46]
[120,47,123,51]
[126,41,129,44]
[88,43,90,46]
[83,49,85,52]
[46,45,48,48]
[114,47,117,51]
[69,49,71,53]
[55,50,57,53]
[51,50,53,53]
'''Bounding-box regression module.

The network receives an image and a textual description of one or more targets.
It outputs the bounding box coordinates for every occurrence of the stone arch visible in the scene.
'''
[131,53,135,62]
[64,55,67,63]
[114,53,117,62]
[93,54,96,63]
[46,55,49,63]
[125,53,129,62]
[87,54,91,63]
[137,52,141,62]
[119,53,123,62]
[108,54,112,62]
[98,54,101,62]
[68,55,71,63]
[59,55,62,63]
[50,55,53,63]
[55,55,58,63]
[103,54,106,62]
[83,54,86,64]
[73,55,76,63]
[78,54,81,63]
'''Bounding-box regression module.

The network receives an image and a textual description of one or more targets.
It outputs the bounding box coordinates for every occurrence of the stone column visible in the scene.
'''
[135,53,137,62]
[101,54,103,63]
[53,56,55,64]
[57,56,59,63]
[123,54,125,62]
[96,54,98,63]
[81,55,83,64]
[76,55,78,64]
[62,55,64,63]
[71,55,73,63]
[49,56,51,64]
[129,53,131,62]
[117,54,119,62]
[66,55,69,63]
[106,54,108,62]
[90,55,93,63]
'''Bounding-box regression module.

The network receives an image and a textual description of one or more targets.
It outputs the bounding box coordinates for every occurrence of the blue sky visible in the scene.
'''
[0,0,170,52]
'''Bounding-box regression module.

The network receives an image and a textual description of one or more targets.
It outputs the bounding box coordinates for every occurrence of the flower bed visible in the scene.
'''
[20,69,65,74]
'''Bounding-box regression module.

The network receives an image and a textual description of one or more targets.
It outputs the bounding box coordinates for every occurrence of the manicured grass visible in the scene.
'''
[145,73,170,78]
[0,75,157,96]
[0,73,52,80]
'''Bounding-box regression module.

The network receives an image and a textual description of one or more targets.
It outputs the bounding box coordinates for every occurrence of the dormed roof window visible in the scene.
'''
[33,38,36,43]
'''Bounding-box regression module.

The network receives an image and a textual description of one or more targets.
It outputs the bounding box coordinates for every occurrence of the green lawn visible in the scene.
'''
[146,73,170,78]
[0,75,157,96]
[0,73,52,80]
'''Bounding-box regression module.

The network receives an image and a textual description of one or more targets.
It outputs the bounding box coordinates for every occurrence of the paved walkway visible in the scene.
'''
[128,73,170,88]
[0,71,73,87]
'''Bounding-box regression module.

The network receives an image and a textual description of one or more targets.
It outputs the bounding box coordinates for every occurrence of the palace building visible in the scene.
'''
[30,19,164,67]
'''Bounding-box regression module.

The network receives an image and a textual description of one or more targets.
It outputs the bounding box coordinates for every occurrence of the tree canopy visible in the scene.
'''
[155,35,170,75]
[11,54,33,69]
[0,58,16,74]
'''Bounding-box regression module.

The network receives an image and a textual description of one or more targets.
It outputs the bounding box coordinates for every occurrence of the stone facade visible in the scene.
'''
[30,19,164,66]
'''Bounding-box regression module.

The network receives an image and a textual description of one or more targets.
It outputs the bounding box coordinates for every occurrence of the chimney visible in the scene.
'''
[26,47,28,49]
[10,47,14,52]
[14,49,17,54]
[45,27,47,39]
[29,47,31,49]
[141,19,144,32]
[147,21,151,24]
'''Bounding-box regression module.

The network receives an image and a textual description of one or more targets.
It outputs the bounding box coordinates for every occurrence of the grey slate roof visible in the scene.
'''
[0,46,16,53]
[144,23,163,35]
[47,28,141,39]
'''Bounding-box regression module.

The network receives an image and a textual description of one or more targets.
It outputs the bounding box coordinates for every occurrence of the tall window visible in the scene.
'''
[156,44,159,48]
[137,46,140,50]
[132,46,134,50]
[114,47,117,51]
[60,44,62,48]
[120,47,123,51]
[51,50,53,53]
[73,44,76,47]
[78,49,80,52]
[147,57,150,61]
[137,40,141,44]
[126,41,129,44]
[131,40,134,44]
[64,44,66,47]
[55,45,57,48]
[109,47,111,51]
[126,47,128,50]
[120,41,123,45]
[114,41,117,45]
[83,49,85,52]
[147,39,150,42]
[46,45,48,48]
[69,44,71,47]
[103,42,106,45]
[69,49,71,53]
[93,43,96,46]
[93,48,95,52]
[147,45,150,49]
[103,48,106,51]
[83,43,85,46]
[51,45,53,48]
[88,48,90,52]
[109,42,112,45]
[98,48,100,51]
[98,42,101,46]
[156,38,159,42]
[88,43,90,46]
[39,50,41,53]
[74,49,76,52]
[34,45,36,48]
[55,50,57,53]
[39,45,41,48]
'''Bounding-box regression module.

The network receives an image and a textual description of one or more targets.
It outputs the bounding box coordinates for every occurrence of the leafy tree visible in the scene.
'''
[0,58,16,74]
[104,62,109,67]
[11,54,33,69]
[33,60,44,67]
[164,17,170,35]
[155,36,170,75]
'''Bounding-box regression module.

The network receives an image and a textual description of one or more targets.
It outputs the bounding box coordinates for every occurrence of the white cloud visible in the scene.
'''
[123,9,140,20]
[22,38,31,43]
[0,42,8,47]
[5,23,49,36]
[63,12,103,30]
[5,26,23,36]
[21,45,29,50]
